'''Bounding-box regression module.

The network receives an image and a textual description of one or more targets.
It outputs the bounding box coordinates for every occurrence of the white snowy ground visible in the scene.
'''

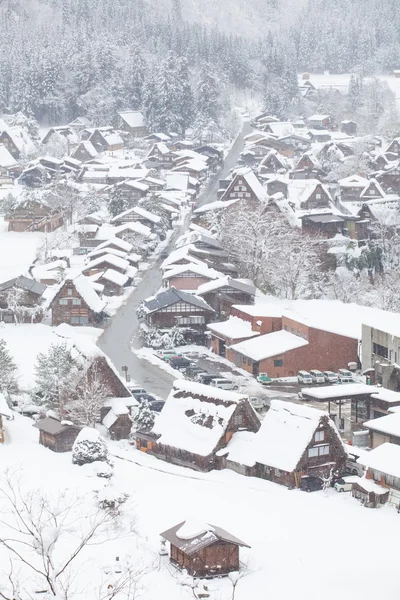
[0,217,45,282]
[1,415,400,600]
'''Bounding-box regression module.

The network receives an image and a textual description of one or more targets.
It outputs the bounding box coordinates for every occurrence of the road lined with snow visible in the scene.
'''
[98,122,253,398]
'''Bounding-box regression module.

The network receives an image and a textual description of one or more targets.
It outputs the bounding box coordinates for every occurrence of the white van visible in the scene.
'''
[297,370,312,384]
[210,378,239,391]
[338,369,353,383]
[310,370,325,384]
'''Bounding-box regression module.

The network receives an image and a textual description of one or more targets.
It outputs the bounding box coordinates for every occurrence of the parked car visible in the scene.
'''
[149,400,165,413]
[210,378,239,391]
[158,349,183,361]
[185,366,207,379]
[334,476,359,493]
[338,368,353,383]
[297,370,312,384]
[249,396,267,410]
[135,393,157,403]
[169,357,196,371]
[160,250,169,259]
[300,475,323,492]
[323,371,338,384]
[310,370,325,384]
[127,385,147,397]
[257,372,272,385]
[346,450,366,477]
[195,373,220,385]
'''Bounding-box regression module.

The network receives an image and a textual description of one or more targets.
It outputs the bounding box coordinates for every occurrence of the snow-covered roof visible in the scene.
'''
[361,443,400,479]
[0,393,12,418]
[165,173,190,192]
[254,400,333,472]
[362,309,400,338]
[360,178,385,199]
[99,269,129,286]
[142,287,214,314]
[162,262,223,281]
[85,253,129,272]
[364,412,400,437]
[308,114,330,121]
[102,398,130,429]
[338,175,369,188]
[233,168,268,201]
[66,273,106,313]
[301,384,380,400]
[268,122,294,138]
[207,317,260,341]
[87,247,127,260]
[197,276,256,297]
[193,198,240,214]
[161,245,203,269]
[96,237,133,253]
[113,221,151,238]
[7,126,37,154]
[0,144,18,168]
[229,330,308,362]
[111,205,160,224]
[77,140,98,158]
[104,133,124,147]
[371,389,400,404]
[232,303,284,318]
[151,380,248,456]
[118,111,146,128]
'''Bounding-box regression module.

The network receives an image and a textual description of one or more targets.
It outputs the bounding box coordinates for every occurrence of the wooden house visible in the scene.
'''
[33,416,81,453]
[0,127,36,159]
[146,143,176,166]
[135,380,260,471]
[300,213,345,238]
[339,175,384,202]
[85,127,113,151]
[82,254,130,277]
[141,287,214,329]
[386,138,400,158]
[354,443,400,507]
[92,269,129,296]
[71,141,98,163]
[341,120,357,135]
[5,199,63,232]
[0,394,12,443]
[377,163,400,193]
[113,111,148,137]
[292,152,326,180]
[68,116,91,132]
[258,150,289,175]
[307,114,332,130]
[50,274,106,326]
[41,126,79,150]
[196,276,256,318]
[160,520,250,578]
[288,180,333,210]
[220,168,268,203]
[102,398,132,440]
[162,262,223,292]
[222,401,347,488]
[0,275,46,323]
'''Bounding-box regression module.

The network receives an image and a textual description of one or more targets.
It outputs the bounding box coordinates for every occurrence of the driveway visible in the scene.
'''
[98,122,253,399]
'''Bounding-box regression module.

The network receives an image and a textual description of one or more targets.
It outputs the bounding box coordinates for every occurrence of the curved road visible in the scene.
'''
[97,121,253,399]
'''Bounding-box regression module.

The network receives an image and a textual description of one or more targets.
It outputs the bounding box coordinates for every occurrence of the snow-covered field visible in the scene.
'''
[1,415,400,600]
[0,218,45,282]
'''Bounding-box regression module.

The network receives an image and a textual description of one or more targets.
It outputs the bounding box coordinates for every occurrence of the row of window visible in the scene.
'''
[372,470,400,490]
[59,298,81,305]
[176,316,205,325]
[372,342,388,359]
[283,324,308,340]
[160,302,205,313]
[308,444,330,458]
[71,316,88,325]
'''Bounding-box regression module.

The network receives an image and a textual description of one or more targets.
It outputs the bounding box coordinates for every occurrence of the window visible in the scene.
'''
[315,430,324,442]
[233,413,243,426]
[315,193,321,200]
[308,444,329,458]
[274,359,283,367]
[302,333,307,340]
[283,325,288,331]
[59,298,68,305]
[290,328,294,334]
[67,288,73,296]
[72,298,81,305]
[275,469,281,477]
[71,316,89,325]
[296,329,301,336]
[373,342,388,359]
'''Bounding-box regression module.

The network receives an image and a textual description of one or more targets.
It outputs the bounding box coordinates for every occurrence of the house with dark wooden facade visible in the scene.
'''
[5,200,63,232]
[33,416,81,453]
[102,398,132,440]
[160,520,250,578]
[135,380,260,471]
[289,180,333,211]
[258,149,289,175]
[113,111,148,137]
[140,287,214,329]
[196,276,256,318]
[222,400,346,488]
[162,262,223,292]
[0,275,46,323]
[307,114,332,130]
[220,168,268,203]
[50,274,106,326]
[71,140,98,163]
[292,152,326,180]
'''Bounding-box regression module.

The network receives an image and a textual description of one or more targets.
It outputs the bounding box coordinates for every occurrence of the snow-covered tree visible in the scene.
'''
[131,401,155,432]
[68,361,111,428]
[72,427,111,466]
[0,339,18,398]
[34,342,79,415]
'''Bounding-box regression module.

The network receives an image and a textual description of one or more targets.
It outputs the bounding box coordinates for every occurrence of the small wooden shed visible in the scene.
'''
[160,519,250,578]
[33,416,81,452]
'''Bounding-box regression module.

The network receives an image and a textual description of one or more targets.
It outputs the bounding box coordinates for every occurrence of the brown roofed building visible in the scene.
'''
[33,416,81,452]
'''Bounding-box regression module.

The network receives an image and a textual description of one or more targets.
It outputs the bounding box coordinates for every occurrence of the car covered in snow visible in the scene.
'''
[210,378,239,391]
[310,370,325,384]
[334,476,359,493]
[156,349,182,361]
[257,372,272,385]
[297,370,312,384]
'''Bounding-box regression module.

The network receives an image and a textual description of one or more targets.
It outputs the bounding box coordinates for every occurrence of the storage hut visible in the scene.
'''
[33,416,81,452]
[160,519,250,578]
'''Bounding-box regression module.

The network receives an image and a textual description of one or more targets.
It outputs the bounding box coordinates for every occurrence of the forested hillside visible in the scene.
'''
[0,0,399,127]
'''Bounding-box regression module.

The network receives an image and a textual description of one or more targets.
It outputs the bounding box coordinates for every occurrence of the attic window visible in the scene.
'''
[315,430,324,442]
[67,288,73,296]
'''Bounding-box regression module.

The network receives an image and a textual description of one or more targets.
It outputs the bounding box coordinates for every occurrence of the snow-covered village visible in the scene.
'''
[3,1,400,599]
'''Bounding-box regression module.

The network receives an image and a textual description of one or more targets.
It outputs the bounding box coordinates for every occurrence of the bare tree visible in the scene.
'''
[68,361,111,428]
[0,469,143,600]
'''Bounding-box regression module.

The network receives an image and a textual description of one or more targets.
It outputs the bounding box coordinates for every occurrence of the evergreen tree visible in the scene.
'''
[175,57,194,135]
[0,338,18,398]
[72,428,111,466]
[131,400,155,432]
[34,342,79,415]
[153,53,181,133]
[108,188,127,218]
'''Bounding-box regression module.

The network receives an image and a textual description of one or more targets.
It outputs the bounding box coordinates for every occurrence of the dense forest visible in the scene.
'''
[0,0,399,128]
